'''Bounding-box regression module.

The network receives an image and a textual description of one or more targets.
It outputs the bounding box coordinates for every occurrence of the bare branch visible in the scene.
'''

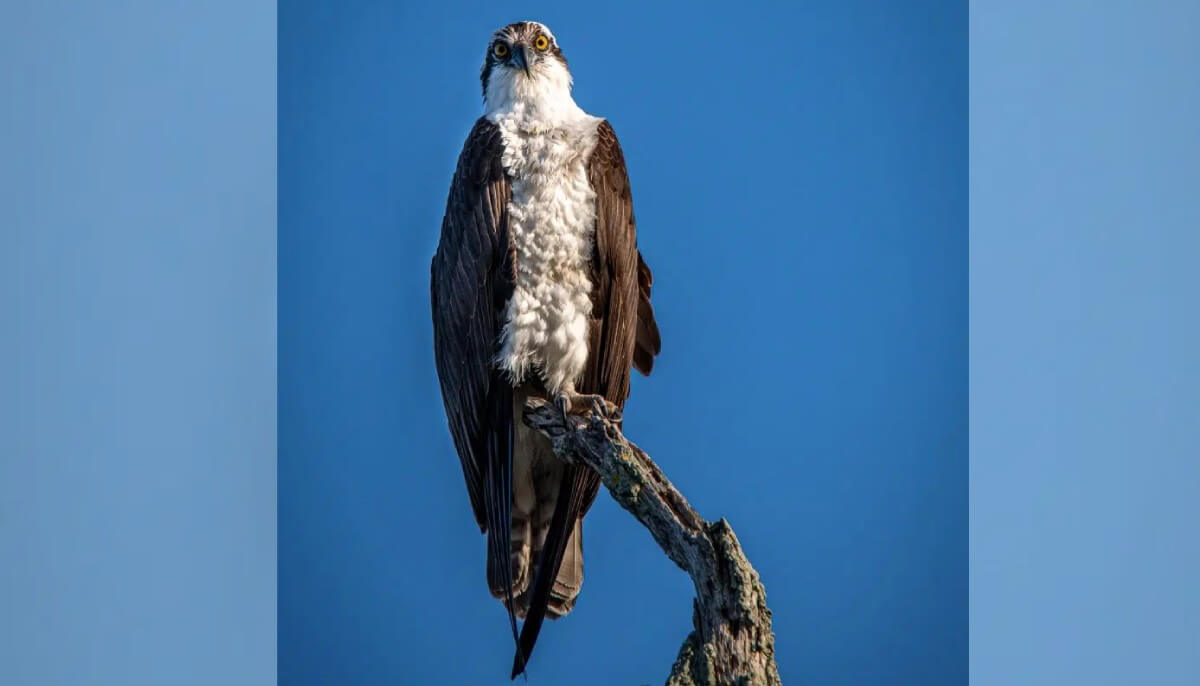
[523,399,782,686]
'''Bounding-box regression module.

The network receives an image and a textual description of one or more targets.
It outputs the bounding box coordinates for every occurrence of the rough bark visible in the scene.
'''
[523,398,782,686]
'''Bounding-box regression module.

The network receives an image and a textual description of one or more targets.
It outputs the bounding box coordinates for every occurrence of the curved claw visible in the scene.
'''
[590,396,607,419]
[554,391,622,425]
[609,405,623,424]
[554,393,571,423]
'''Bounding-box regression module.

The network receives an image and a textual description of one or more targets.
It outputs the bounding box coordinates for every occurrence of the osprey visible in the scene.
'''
[430,21,661,678]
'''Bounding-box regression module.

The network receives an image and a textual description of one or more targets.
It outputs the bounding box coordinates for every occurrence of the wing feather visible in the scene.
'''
[633,251,662,375]
[431,117,520,645]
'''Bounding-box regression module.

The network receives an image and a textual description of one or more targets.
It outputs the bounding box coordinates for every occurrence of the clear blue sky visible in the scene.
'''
[3,2,276,684]
[971,2,1200,684]
[280,1,966,684]
[6,3,1198,686]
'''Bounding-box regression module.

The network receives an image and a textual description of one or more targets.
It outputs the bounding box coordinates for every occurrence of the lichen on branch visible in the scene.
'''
[523,399,782,686]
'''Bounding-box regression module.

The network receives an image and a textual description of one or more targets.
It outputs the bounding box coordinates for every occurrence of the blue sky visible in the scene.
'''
[6,3,1198,686]
[280,1,966,684]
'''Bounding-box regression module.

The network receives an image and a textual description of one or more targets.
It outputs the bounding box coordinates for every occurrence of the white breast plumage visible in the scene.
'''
[489,105,603,396]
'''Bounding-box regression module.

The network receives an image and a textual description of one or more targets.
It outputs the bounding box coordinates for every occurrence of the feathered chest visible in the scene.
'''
[492,117,604,395]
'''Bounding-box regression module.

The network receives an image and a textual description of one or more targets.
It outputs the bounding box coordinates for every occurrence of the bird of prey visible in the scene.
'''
[430,20,662,678]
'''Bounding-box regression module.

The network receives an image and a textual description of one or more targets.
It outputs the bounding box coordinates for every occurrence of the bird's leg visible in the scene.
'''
[553,387,621,423]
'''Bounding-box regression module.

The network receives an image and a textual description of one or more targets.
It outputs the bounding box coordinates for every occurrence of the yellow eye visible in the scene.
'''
[493,42,509,58]
[534,35,550,52]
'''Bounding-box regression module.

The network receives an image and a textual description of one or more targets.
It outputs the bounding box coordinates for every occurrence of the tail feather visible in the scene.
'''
[547,518,582,617]
[488,515,531,605]
[510,464,593,679]
[515,517,582,619]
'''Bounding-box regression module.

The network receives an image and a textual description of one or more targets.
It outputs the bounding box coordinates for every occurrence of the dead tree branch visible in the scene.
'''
[523,398,781,686]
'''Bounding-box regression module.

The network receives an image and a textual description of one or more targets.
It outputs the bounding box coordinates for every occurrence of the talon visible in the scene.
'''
[553,391,622,423]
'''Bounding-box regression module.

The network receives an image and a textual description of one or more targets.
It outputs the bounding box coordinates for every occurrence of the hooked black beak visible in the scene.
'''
[511,45,531,76]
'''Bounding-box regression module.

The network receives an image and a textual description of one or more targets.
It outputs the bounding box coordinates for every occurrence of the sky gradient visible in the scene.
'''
[280,1,966,683]
[7,3,1198,685]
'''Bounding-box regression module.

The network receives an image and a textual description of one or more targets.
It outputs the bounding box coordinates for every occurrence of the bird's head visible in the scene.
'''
[480,21,573,115]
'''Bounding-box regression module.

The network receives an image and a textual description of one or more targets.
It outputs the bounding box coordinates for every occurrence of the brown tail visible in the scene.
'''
[548,517,583,617]
[515,516,582,619]
[488,514,532,605]
[511,464,595,678]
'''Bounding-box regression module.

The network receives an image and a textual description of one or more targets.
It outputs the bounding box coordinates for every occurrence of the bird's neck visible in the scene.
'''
[484,68,587,130]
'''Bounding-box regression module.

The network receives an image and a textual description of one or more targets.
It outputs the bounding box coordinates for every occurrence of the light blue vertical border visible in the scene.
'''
[972,2,1199,684]
[0,2,276,685]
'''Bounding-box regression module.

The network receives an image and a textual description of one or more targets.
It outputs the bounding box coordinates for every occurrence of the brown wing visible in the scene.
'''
[633,251,662,375]
[430,117,521,644]
[512,120,660,677]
